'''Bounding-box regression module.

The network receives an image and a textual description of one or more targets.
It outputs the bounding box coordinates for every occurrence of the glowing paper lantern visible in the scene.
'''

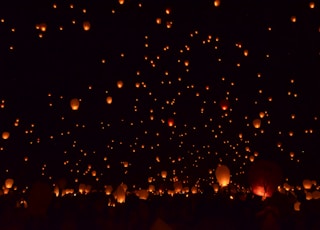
[312,191,320,199]
[106,96,113,104]
[252,118,261,129]
[119,0,124,4]
[105,185,113,195]
[294,201,301,211]
[215,165,230,187]
[302,179,312,190]
[117,80,123,89]
[213,184,219,193]
[136,189,149,200]
[70,98,80,110]
[167,118,174,127]
[259,112,265,119]
[248,160,282,198]
[173,181,183,193]
[161,171,167,179]
[219,99,230,111]
[83,21,91,31]
[113,184,126,203]
[2,131,10,140]
[5,178,14,189]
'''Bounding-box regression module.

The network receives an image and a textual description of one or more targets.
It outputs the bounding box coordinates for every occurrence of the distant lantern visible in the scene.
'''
[259,112,265,119]
[312,191,320,199]
[243,49,249,56]
[306,192,313,200]
[212,183,219,193]
[303,179,312,190]
[161,170,167,179]
[70,98,80,110]
[168,118,174,127]
[214,0,220,7]
[294,201,301,211]
[191,186,197,194]
[252,118,261,129]
[2,131,10,140]
[215,165,230,187]
[309,2,315,9]
[117,80,123,89]
[83,21,91,31]
[219,99,230,111]
[248,160,282,199]
[136,189,149,200]
[39,23,47,32]
[119,0,125,4]
[148,184,155,192]
[105,185,113,195]
[173,181,183,193]
[106,96,113,104]
[113,184,126,203]
[5,178,14,189]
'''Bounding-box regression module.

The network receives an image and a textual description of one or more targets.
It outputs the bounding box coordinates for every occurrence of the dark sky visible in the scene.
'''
[0,0,319,190]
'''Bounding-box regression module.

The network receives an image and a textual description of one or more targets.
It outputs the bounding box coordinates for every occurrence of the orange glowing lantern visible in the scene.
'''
[161,170,167,179]
[105,185,113,195]
[168,118,174,127]
[5,178,14,189]
[219,99,230,111]
[83,21,91,31]
[2,131,10,140]
[70,98,80,110]
[106,96,113,104]
[252,118,261,129]
[248,160,282,199]
[117,80,123,89]
[303,179,312,190]
[215,165,230,187]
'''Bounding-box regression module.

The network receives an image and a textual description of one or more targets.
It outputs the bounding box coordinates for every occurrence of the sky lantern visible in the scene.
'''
[252,118,261,128]
[167,118,174,127]
[5,178,14,189]
[106,96,113,104]
[259,112,265,118]
[215,165,231,187]
[136,189,149,200]
[302,179,312,190]
[161,170,167,178]
[117,80,123,89]
[219,99,230,111]
[113,184,126,203]
[2,131,10,140]
[83,21,91,31]
[248,160,282,199]
[212,183,219,193]
[70,98,80,110]
[214,0,220,7]
[105,185,113,195]
[119,0,125,4]
[173,181,183,193]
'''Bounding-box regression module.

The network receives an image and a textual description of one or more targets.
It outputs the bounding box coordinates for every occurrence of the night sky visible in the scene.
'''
[0,0,319,192]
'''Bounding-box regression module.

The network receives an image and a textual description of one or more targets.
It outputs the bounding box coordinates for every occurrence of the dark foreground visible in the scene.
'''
[0,192,320,230]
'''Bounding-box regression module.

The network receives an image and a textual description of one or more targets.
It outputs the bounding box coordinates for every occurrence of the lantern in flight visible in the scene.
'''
[5,178,14,189]
[219,99,230,111]
[248,160,282,199]
[2,131,10,140]
[83,21,91,31]
[215,165,230,187]
[70,98,80,110]
[117,80,123,89]
[106,96,113,104]
[252,118,261,129]
[168,118,174,127]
